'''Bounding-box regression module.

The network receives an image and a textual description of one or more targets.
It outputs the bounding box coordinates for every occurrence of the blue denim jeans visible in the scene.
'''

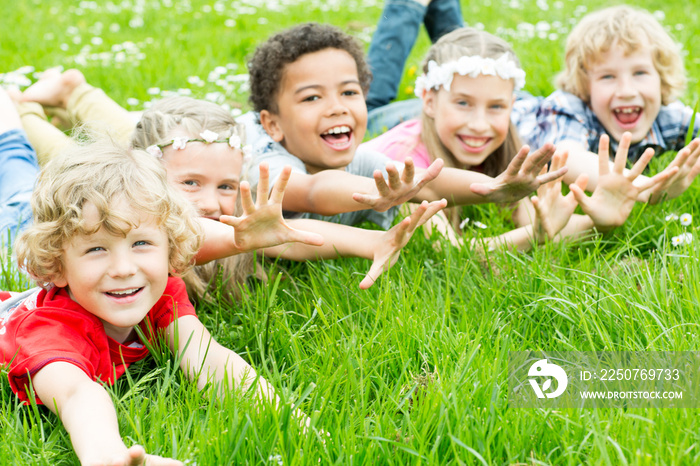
[0,129,38,249]
[365,0,464,113]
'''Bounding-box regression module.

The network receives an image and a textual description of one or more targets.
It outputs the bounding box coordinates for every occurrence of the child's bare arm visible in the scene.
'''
[32,362,182,466]
[414,143,566,205]
[263,199,447,288]
[195,163,324,264]
[281,157,443,216]
[169,315,274,398]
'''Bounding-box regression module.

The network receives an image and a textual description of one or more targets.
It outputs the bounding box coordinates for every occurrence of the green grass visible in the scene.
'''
[3,0,700,464]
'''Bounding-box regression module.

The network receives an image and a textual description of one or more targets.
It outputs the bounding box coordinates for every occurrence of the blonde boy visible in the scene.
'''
[242,23,565,227]
[0,140,287,465]
[514,5,700,201]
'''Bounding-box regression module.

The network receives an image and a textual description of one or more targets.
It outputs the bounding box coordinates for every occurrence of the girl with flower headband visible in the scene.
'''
[361,27,677,247]
[16,70,446,297]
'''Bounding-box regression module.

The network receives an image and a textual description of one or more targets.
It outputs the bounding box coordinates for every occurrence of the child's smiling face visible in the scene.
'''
[587,40,662,144]
[54,200,170,344]
[260,48,367,174]
[423,73,514,168]
[161,140,243,220]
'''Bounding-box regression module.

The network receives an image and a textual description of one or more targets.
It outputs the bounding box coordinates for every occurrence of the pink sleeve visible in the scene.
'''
[360,120,432,169]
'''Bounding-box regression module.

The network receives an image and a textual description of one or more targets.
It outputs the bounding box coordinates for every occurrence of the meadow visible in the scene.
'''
[2,0,700,464]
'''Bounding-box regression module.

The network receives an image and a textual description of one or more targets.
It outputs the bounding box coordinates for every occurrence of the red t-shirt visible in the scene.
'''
[0,276,196,404]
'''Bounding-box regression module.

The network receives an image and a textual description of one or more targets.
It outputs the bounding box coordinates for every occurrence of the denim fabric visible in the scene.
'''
[0,129,38,248]
[365,0,463,128]
[367,98,423,137]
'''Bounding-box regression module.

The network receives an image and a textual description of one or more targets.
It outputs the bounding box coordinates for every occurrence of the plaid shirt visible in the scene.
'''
[512,90,700,162]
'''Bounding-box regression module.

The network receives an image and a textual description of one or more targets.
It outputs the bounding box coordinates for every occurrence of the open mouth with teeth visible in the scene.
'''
[105,287,143,298]
[320,125,353,150]
[613,107,642,127]
[458,135,492,152]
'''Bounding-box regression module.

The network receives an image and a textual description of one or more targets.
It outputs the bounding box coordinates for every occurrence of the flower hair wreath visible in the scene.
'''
[414,53,526,96]
[146,130,252,160]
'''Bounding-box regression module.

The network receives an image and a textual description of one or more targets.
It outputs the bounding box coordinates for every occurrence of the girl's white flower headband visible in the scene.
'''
[414,53,526,96]
[146,130,252,163]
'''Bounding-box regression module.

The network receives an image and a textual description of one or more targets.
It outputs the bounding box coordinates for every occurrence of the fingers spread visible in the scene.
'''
[256,162,271,205]
[239,181,256,214]
[269,165,292,204]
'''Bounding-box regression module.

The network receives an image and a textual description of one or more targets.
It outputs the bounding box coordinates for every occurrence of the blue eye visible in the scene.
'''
[133,240,150,247]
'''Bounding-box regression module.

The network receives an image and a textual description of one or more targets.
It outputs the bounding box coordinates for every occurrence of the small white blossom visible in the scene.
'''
[228,134,242,149]
[459,218,471,230]
[199,130,219,143]
[146,145,162,158]
[172,137,188,150]
[665,213,679,221]
[680,213,692,226]
[473,221,488,229]
[681,232,693,244]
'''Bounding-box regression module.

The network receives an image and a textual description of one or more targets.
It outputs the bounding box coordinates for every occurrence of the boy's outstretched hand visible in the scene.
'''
[470,143,566,203]
[352,157,444,212]
[220,162,324,252]
[638,138,700,204]
[531,150,585,241]
[100,445,183,466]
[360,199,447,289]
[570,133,678,231]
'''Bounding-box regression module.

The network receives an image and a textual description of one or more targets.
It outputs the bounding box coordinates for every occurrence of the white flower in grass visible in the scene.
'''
[146,145,162,158]
[459,217,471,230]
[228,134,242,149]
[199,130,219,143]
[680,213,692,226]
[172,137,188,150]
[473,221,488,229]
[665,213,679,221]
[672,233,693,247]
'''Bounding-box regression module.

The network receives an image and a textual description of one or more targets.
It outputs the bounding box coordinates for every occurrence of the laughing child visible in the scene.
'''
[0,139,309,465]
[240,22,567,229]
[514,5,700,203]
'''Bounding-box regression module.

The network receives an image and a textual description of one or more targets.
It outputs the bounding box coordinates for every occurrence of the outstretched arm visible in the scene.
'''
[277,157,442,216]
[32,362,182,466]
[412,143,566,206]
[195,163,324,264]
[264,199,447,288]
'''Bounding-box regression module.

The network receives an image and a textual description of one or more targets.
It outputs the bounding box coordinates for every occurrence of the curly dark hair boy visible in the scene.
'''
[248,23,372,114]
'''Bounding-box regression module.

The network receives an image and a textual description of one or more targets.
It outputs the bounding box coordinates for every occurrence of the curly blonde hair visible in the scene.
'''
[15,137,202,288]
[556,5,686,105]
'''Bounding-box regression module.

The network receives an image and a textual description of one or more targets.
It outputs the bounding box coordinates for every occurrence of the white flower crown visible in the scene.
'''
[414,54,526,96]
[146,130,252,164]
